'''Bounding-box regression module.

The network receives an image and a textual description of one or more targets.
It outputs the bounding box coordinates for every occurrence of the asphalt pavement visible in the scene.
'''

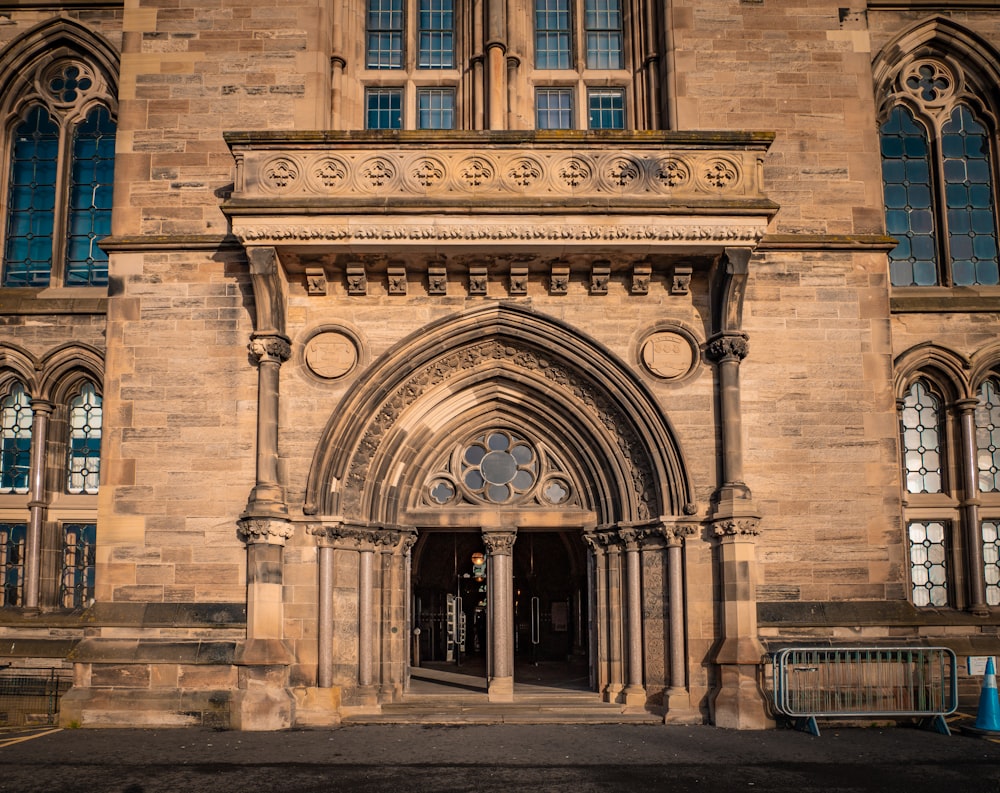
[1,721,998,793]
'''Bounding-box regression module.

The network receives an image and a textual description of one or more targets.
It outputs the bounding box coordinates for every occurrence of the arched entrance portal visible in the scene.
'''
[411,529,590,694]
[307,305,695,709]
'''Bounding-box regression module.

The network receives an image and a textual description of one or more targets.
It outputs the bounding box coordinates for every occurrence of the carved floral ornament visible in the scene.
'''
[248,333,292,364]
[237,517,295,545]
[705,333,749,363]
[712,518,761,538]
[307,521,416,551]
[250,150,750,198]
[235,223,764,245]
[583,522,698,551]
[338,339,660,521]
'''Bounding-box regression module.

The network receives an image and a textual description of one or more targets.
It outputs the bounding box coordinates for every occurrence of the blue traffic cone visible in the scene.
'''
[974,657,1000,732]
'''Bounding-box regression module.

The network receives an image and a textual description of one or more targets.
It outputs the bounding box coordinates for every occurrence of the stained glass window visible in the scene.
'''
[0,383,32,494]
[900,380,942,494]
[984,520,1000,607]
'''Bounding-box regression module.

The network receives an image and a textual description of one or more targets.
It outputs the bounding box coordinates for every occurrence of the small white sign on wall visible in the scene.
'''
[967,656,997,676]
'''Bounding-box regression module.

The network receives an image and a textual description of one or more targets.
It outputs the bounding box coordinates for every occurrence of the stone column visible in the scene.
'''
[233,517,295,731]
[662,523,699,723]
[358,542,375,696]
[23,400,52,611]
[485,0,507,129]
[619,528,646,708]
[583,532,609,695]
[705,330,769,730]
[957,398,988,614]
[483,530,516,702]
[245,333,290,518]
[605,539,624,703]
[317,540,334,688]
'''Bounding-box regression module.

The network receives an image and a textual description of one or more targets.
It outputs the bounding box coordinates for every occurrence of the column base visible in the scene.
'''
[488,676,514,703]
[621,685,647,709]
[602,684,623,703]
[663,687,702,724]
[292,686,342,727]
[231,667,294,731]
[711,663,773,730]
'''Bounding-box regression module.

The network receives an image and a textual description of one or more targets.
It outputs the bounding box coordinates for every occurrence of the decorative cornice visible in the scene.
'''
[233,222,765,245]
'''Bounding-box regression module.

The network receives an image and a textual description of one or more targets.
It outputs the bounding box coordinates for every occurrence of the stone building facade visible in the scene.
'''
[0,0,997,730]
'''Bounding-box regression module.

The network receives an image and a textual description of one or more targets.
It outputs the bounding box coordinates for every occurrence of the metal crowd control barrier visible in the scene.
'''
[771,647,958,736]
[0,667,73,726]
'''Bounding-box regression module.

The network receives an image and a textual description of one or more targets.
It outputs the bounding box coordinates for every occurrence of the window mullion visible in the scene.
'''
[931,124,954,287]
[954,398,989,612]
[50,123,72,288]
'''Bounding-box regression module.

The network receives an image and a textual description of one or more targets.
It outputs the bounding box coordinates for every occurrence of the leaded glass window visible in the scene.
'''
[536,88,574,129]
[367,0,404,69]
[461,432,538,504]
[900,380,943,494]
[584,0,623,70]
[535,0,572,69]
[909,520,949,607]
[418,88,455,129]
[418,0,454,69]
[0,383,32,494]
[942,106,1000,286]
[366,88,403,129]
[881,107,937,287]
[880,53,1000,288]
[61,522,95,609]
[3,106,58,287]
[978,378,1000,493]
[67,382,101,495]
[0,523,26,607]
[588,88,624,129]
[66,107,115,287]
[984,520,1000,607]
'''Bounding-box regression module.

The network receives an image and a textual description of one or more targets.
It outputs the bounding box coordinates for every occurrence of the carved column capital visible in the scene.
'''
[249,333,292,365]
[238,517,294,545]
[705,333,749,363]
[711,517,761,540]
[482,530,516,556]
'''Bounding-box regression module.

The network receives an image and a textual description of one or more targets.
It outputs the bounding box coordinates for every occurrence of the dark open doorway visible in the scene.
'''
[410,529,590,694]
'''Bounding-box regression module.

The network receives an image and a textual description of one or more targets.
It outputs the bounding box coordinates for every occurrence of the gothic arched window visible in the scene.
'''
[1,59,116,288]
[880,58,1000,288]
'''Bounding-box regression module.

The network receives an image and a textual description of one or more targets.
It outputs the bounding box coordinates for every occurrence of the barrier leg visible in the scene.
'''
[793,716,820,737]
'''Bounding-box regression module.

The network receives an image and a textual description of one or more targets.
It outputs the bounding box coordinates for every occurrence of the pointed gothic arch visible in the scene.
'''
[305,303,694,526]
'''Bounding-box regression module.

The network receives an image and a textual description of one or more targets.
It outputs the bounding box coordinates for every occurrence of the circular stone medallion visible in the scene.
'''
[304,332,358,380]
[641,331,695,380]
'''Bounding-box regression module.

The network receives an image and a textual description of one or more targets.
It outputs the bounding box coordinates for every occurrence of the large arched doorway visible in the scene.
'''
[306,304,695,708]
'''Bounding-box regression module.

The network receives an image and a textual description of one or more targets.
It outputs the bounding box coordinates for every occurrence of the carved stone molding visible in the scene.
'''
[308,520,415,551]
[230,143,769,205]
[234,222,765,246]
[341,339,659,520]
[238,517,294,545]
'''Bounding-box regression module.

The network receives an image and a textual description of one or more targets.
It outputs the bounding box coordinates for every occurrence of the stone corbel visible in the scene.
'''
[246,246,288,337]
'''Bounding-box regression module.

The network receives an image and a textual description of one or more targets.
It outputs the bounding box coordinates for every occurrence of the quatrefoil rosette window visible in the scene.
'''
[425,431,577,507]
